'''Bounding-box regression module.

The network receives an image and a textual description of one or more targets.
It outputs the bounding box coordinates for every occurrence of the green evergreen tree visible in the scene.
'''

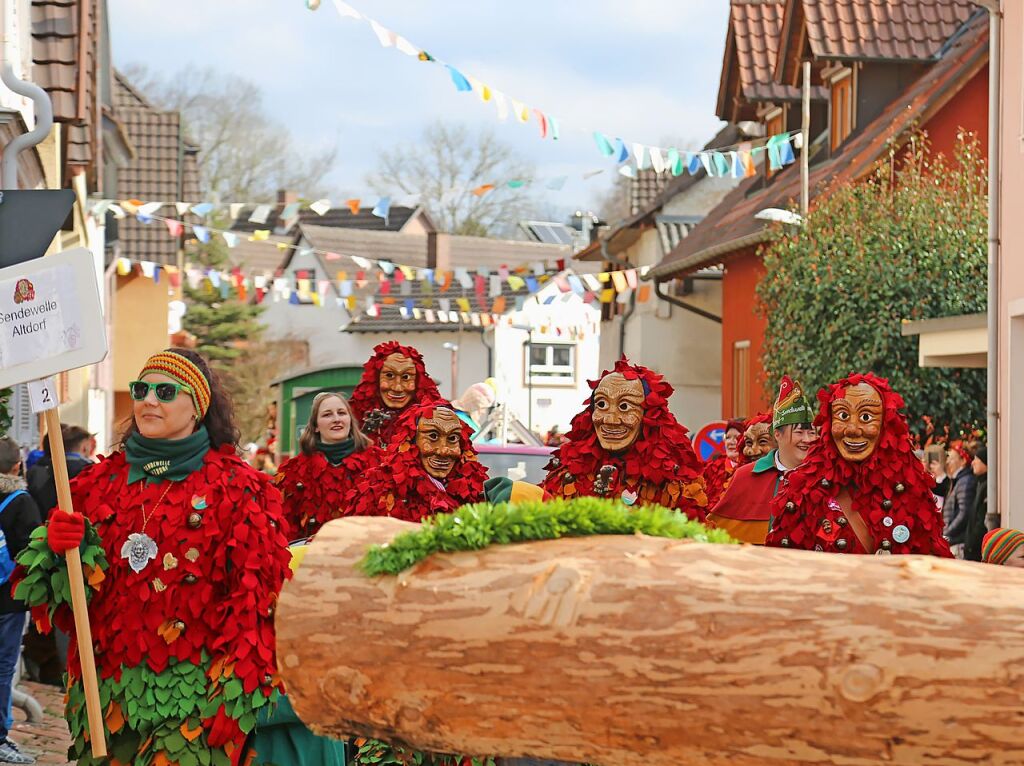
[756,132,987,434]
[181,281,265,363]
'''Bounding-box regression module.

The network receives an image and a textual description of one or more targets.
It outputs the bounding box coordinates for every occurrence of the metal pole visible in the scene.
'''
[986,5,1001,523]
[801,60,811,216]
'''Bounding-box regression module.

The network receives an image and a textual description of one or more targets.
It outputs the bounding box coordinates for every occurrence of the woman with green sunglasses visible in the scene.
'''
[13,348,293,766]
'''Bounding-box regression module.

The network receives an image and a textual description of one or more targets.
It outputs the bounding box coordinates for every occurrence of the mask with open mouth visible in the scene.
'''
[592,373,645,452]
[831,382,883,462]
[415,407,463,479]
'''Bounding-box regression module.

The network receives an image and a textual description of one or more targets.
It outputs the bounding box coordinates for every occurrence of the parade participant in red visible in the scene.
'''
[343,402,489,521]
[274,391,381,538]
[766,373,952,557]
[741,412,775,461]
[701,419,746,508]
[706,377,816,544]
[540,360,707,520]
[348,341,442,444]
[14,349,292,766]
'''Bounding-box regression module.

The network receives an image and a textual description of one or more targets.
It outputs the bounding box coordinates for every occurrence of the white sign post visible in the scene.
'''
[0,247,108,757]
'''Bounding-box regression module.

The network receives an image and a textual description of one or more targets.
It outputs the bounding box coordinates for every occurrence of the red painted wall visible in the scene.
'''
[720,249,770,419]
[921,66,988,157]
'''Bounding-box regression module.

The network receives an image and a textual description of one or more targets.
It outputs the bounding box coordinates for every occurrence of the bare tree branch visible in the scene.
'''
[367,121,540,236]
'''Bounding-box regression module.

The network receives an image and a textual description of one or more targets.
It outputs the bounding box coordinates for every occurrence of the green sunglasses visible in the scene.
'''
[129,380,193,403]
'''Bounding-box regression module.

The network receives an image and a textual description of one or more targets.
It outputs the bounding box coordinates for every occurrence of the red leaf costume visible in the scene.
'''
[349,342,443,444]
[766,373,952,557]
[15,447,292,765]
[701,419,748,507]
[274,446,382,538]
[540,360,708,520]
[342,402,488,521]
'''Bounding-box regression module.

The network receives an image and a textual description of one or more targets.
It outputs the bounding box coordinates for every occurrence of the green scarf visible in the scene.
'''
[317,437,356,466]
[126,426,211,484]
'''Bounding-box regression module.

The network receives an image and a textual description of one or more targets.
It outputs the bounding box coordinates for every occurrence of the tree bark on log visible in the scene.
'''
[276,516,1024,766]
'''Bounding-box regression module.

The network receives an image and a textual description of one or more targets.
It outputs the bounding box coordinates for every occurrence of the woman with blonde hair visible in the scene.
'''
[275,391,381,539]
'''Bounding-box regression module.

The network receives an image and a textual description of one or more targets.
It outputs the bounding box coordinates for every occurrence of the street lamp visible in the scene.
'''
[442,342,459,400]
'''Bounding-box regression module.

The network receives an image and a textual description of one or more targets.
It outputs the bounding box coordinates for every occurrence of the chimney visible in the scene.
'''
[276,189,300,233]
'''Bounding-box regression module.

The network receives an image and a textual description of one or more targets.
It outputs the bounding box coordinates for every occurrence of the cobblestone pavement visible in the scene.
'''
[8,681,71,766]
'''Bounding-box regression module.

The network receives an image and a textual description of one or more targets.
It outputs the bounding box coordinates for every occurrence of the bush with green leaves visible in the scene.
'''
[757,132,987,432]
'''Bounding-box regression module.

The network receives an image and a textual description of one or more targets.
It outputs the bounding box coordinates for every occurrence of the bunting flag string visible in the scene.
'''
[311,1,801,176]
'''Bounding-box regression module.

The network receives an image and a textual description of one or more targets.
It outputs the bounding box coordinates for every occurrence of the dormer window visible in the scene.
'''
[829,67,855,150]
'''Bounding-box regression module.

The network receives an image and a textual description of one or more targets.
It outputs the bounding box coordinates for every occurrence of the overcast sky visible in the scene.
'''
[108,0,730,222]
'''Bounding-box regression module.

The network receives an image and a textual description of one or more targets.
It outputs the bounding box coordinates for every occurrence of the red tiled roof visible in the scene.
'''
[805,0,978,60]
[652,10,987,280]
[114,72,201,266]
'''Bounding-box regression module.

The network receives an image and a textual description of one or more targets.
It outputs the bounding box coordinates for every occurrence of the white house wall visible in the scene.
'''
[494,295,601,437]
[598,226,723,432]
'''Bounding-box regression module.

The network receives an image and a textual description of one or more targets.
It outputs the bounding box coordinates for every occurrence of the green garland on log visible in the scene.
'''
[353,497,734,766]
[360,495,736,577]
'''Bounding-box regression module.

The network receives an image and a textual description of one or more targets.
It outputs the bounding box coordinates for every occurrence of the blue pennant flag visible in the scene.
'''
[372,197,391,224]
[446,65,472,92]
[193,225,211,244]
[613,138,630,164]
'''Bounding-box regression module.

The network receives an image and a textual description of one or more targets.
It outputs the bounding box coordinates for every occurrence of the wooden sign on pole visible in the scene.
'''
[0,247,108,757]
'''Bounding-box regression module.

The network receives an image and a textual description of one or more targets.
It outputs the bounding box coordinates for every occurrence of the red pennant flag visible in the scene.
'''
[165,219,184,237]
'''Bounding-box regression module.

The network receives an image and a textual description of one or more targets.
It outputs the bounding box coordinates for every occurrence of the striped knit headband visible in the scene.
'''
[138,351,212,418]
[982,528,1024,565]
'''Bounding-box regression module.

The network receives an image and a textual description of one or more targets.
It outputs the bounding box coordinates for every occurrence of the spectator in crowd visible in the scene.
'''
[0,436,42,764]
[964,445,989,562]
[981,528,1024,567]
[942,441,976,558]
[26,425,93,517]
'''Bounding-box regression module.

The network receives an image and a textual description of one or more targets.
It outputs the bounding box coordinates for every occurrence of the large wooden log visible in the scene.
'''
[276,517,1024,766]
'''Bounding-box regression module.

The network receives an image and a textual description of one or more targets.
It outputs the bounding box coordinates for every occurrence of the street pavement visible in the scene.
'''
[8,681,71,766]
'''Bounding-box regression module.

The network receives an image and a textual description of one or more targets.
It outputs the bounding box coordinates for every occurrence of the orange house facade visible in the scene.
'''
[649,0,989,419]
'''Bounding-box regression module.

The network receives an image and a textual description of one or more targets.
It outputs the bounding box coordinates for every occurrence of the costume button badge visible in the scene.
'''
[183,573,198,584]
[881,499,893,511]
[892,525,910,544]
[882,516,894,528]
[187,512,203,529]
[172,620,186,632]
[836,538,848,550]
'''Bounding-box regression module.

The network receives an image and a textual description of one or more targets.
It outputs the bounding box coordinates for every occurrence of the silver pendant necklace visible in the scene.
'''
[121,483,172,574]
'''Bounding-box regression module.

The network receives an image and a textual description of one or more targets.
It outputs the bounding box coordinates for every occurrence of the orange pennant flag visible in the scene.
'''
[637,284,652,303]
[491,295,506,314]
[473,184,496,197]
[346,199,361,214]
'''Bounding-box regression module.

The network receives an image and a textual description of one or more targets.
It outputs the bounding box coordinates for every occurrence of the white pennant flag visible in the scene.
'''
[493,92,509,121]
[700,152,714,176]
[369,19,394,47]
[395,36,419,56]
[333,0,362,19]
[633,143,648,170]
[309,198,332,216]
[249,204,272,224]
[175,202,190,216]
[351,255,372,269]
[650,147,666,174]
[229,203,245,220]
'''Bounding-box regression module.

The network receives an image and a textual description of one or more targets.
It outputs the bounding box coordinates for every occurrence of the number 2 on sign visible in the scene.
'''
[27,377,59,413]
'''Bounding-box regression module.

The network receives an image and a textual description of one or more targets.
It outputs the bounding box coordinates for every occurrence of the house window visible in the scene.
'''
[830,70,854,150]
[731,341,750,418]
[764,107,785,178]
[526,343,576,385]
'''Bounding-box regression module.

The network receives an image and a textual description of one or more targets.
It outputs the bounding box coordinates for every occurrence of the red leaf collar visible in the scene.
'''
[342,401,488,522]
[540,359,708,520]
[348,342,443,439]
[766,373,952,557]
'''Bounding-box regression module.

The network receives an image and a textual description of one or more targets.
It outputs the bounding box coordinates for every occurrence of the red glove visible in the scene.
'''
[47,509,85,554]
[204,704,242,748]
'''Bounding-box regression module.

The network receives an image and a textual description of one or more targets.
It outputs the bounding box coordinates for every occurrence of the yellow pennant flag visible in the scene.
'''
[600,288,615,303]
[116,258,132,276]
[507,275,526,290]
[456,297,472,313]
[336,270,348,281]
[276,242,289,251]
[347,295,357,310]
[597,271,611,283]
[610,271,628,292]
[311,292,321,306]
[399,264,414,280]
[251,230,270,241]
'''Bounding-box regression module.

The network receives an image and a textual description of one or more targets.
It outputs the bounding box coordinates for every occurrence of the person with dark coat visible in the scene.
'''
[0,436,42,764]
[964,445,989,562]
[941,442,977,557]
[25,424,93,517]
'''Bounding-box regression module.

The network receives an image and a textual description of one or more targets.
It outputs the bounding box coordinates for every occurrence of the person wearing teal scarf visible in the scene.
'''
[263,392,381,765]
